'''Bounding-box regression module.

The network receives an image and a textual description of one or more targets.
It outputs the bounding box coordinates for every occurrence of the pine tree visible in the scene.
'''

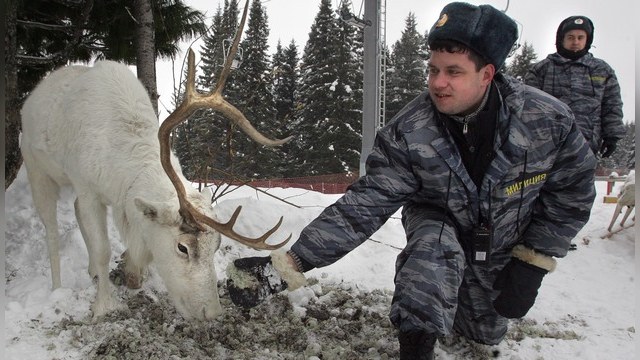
[623,123,635,169]
[232,0,280,178]
[422,29,430,56]
[172,0,241,182]
[381,42,394,125]
[273,40,299,133]
[598,122,636,172]
[185,3,229,180]
[627,130,635,169]
[504,41,537,80]
[198,5,226,88]
[385,13,428,123]
[171,66,197,179]
[217,0,247,179]
[272,39,300,177]
[292,0,339,175]
[313,0,362,174]
[293,0,363,175]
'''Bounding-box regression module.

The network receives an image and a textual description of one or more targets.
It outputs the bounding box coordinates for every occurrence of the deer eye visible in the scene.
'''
[177,243,189,256]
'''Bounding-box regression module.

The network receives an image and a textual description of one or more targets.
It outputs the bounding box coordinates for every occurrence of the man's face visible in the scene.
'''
[562,29,588,52]
[427,50,494,116]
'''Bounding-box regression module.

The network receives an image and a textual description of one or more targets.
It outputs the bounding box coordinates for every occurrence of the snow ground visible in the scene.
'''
[4,167,636,359]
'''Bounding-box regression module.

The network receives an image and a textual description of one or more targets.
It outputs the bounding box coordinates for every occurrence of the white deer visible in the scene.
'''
[607,171,635,233]
[19,1,289,321]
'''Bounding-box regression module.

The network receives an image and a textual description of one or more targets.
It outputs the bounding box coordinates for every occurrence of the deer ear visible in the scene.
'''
[134,197,181,226]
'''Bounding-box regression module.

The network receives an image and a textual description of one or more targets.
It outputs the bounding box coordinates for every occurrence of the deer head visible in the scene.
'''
[158,0,292,251]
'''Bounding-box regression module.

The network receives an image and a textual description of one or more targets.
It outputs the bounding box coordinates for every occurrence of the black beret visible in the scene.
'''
[427,2,518,69]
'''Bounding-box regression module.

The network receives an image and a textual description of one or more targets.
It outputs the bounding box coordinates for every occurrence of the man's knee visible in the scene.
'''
[453,309,508,345]
[453,266,509,345]
[391,220,465,335]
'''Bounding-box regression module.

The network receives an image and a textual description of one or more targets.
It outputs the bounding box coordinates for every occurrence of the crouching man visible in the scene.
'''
[227,2,596,359]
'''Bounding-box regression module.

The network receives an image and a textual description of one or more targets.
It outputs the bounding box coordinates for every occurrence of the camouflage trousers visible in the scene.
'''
[389,209,512,345]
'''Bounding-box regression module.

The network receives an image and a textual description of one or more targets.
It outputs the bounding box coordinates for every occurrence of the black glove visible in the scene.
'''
[492,258,547,318]
[600,139,617,158]
[226,256,288,309]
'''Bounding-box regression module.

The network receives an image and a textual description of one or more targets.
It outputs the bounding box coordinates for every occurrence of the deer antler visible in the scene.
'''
[158,0,292,251]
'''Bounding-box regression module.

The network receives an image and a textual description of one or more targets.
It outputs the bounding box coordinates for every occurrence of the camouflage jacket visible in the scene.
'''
[291,74,596,268]
[525,52,624,153]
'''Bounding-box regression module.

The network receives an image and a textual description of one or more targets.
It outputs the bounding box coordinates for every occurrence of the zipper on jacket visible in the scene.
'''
[438,169,453,244]
[516,150,528,236]
[587,67,595,96]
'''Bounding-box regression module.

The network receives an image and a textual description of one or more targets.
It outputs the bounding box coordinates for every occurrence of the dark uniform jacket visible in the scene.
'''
[291,73,596,268]
[525,52,624,154]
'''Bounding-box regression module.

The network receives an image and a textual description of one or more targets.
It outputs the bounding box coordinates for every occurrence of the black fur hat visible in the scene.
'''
[427,2,518,69]
[555,15,594,58]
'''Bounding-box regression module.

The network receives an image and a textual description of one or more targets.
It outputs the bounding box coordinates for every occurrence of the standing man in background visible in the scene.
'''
[525,15,624,159]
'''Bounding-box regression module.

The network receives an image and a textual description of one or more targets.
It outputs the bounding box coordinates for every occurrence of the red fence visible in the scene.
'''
[595,167,631,176]
[245,173,360,194]
[195,173,360,194]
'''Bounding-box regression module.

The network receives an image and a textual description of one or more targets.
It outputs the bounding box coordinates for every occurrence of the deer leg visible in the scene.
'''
[608,203,623,232]
[120,250,145,289]
[25,166,62,289]
[74,195,121,319]
[620,205,635,227]
[110,212,146,289]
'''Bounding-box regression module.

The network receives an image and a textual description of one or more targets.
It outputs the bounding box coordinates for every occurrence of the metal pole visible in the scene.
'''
[360,0,379,176]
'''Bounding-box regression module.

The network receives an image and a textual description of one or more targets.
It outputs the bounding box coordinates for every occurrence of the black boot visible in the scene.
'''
[398,330,437,360]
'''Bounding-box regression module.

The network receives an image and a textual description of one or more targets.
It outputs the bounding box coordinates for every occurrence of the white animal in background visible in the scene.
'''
[607,171,635,232]
[19,0,289,321]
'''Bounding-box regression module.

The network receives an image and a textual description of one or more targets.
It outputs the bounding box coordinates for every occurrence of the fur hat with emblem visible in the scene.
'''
[427,2,518,70]
[555,15,594,59]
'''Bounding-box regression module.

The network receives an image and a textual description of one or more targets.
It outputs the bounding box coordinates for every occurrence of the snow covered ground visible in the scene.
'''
[4,166,636,359]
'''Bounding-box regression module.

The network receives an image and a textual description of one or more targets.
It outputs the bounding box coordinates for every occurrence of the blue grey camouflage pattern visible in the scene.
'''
[291,73,596,344]
[525,52,625,154]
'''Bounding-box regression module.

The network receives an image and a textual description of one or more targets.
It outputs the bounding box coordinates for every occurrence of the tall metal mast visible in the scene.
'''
[360,0,386,176]
[377,0,387,130]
